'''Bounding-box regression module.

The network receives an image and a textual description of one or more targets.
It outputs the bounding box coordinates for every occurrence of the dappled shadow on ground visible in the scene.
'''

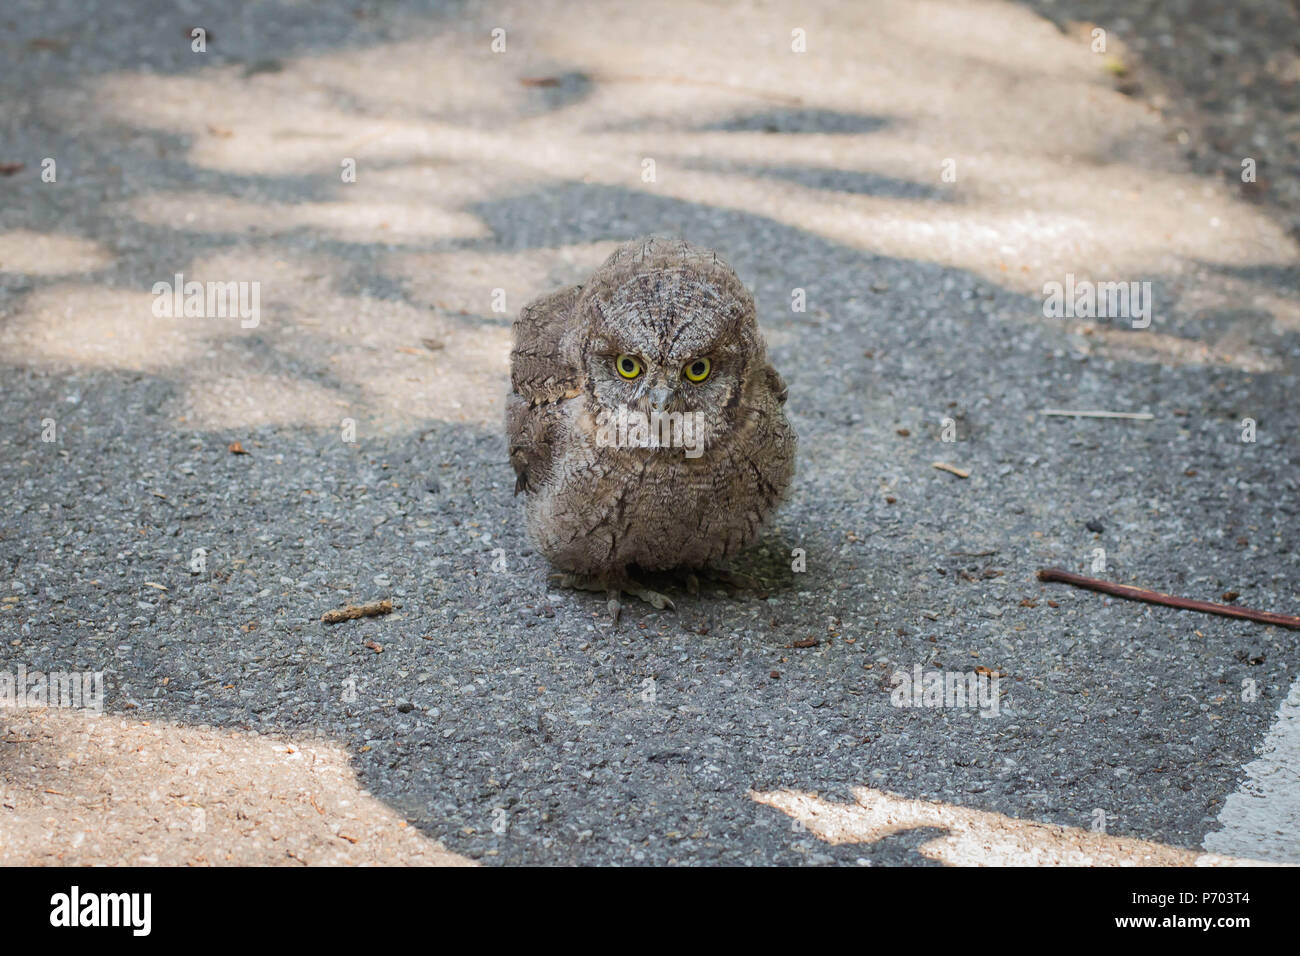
[1013,0,1300,236]
[2,0,1298,864]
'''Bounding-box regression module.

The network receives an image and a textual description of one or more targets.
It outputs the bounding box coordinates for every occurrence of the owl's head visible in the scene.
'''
[574,239,764,449]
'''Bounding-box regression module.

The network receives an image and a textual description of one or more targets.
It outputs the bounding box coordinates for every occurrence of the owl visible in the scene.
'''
[506,237,796,618]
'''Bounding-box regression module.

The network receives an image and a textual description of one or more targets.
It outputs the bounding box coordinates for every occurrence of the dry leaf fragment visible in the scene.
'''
[228,441,249,455]
[932,462,969,479]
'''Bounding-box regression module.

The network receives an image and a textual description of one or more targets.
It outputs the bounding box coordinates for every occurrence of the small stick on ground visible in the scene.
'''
[932,462,969,479]
[321,599,394,624]
[1040,409,1154,421]
[1037,568,1300,630]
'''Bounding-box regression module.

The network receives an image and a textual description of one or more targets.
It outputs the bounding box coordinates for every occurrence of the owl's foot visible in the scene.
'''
[681,567,760,595]
[548,572,675,621]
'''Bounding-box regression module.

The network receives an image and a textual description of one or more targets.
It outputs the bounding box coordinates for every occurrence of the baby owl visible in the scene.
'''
[506,237,796,617]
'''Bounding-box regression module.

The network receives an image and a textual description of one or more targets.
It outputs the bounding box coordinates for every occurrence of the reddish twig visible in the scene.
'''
[1037,568,1300,630]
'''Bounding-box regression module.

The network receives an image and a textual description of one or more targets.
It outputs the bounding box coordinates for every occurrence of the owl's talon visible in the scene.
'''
[634,588,674,611]
[547,570,674,617]
[549,572,600,592]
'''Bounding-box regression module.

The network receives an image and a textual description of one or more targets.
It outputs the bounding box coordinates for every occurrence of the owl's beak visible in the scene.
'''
[648,386,673,411]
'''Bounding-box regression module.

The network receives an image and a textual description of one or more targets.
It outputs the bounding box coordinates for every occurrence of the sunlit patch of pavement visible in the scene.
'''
[0,710,472,866]
[753,787,1281,866]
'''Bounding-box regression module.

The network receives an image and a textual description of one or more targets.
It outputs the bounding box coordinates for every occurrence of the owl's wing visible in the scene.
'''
[510,285,584,404]
[506,393,565,495]
[763,364,789,405]
[507,285,584,495]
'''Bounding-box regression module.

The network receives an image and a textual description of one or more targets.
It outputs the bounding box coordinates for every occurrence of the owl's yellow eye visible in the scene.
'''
[615,354,642,379]
[683,357,711,383]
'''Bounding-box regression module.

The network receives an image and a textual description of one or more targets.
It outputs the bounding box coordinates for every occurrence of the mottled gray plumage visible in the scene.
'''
[506,237,796,614]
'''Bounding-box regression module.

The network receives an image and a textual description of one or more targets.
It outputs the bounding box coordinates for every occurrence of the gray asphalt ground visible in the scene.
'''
[1,0,1297,865]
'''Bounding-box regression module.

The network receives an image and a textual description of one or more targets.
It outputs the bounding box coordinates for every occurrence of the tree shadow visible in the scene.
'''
[679,157,952,202]
[693,108,893,135]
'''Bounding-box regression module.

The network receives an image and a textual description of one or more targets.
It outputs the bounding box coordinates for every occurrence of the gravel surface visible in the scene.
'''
[1,0,1296,865]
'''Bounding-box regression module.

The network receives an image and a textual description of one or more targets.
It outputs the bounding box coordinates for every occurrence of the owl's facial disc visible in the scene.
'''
[585,308,756,449]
